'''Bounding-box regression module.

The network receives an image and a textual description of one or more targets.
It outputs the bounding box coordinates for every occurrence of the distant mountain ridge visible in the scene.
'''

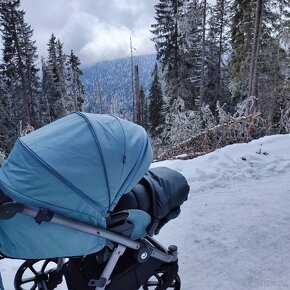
[82,54,156,119]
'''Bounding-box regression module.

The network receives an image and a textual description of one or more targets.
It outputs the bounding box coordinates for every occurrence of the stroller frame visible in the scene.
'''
[1,200,178,290]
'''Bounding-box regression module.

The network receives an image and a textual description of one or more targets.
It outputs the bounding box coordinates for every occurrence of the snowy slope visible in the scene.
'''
[83,54,155,116]
[154,134,290,289]
[1,134,290,289]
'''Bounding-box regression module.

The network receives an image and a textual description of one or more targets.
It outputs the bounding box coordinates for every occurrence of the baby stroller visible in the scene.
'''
[0,113,189,290]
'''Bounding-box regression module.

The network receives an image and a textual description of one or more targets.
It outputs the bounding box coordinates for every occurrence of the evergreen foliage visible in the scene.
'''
[42,34,66,121]
[1,0,290,156]
[229,0,290,126]
[140,86,149,130]
[151,0,183,104]
[205,0,231,114]
[150,0,290,153]
[179,0,204,110]
[65,50,84,113]
[148,64,164,137]
[0,0,41,150]
[0,1,84,153]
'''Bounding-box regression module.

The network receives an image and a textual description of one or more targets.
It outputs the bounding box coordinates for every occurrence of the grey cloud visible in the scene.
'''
[20,0,158,66]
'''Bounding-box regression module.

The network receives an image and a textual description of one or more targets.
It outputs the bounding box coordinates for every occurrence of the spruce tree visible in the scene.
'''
[179,0,204,110]
[272,0,290,131]
[204,0,231,114]
[229,0,256,103]
[229,0,290,125]
[39,57,52,125]
[0,77,15,152]
[65,50,84,113]
[151,0,182,104]
[140,86,149,130]
[257,0,290,125]
[43,34,65,121]
[148,64,164,137]
[0,0,41,141]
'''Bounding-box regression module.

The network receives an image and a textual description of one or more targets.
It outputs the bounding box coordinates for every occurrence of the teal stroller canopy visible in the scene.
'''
[0,113,153,259]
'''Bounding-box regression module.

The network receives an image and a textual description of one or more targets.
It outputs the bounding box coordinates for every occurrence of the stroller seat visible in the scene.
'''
[64,166,189,290]
[114,167,189,236]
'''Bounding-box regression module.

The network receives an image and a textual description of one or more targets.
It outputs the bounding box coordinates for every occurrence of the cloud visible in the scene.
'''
[19,0,158,67]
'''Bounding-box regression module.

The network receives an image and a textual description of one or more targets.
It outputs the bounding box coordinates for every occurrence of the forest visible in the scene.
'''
[1,0,290,161]
[147,0,290,158]
[0,0,84,156]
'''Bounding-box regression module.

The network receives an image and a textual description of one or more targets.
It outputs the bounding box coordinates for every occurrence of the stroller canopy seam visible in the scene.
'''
[17,139,106,215]
[75,112,111,208]
[109,115,127,181]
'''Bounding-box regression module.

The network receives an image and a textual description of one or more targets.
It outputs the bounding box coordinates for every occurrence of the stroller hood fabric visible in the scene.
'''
[0,113,152,259]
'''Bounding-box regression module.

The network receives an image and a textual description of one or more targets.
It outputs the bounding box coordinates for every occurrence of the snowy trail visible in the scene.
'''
[1,134,290,289]
[156,170,290,289]
[154,135,290,289]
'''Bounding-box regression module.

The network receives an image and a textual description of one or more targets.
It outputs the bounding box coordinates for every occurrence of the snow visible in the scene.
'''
[1,134,290,289]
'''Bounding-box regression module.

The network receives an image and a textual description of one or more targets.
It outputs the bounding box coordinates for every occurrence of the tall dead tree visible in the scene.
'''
[199,0,207,119]
[248,0,263,111]
[134,65,141,125]
[130,37,135,122]
[95,66,103,113]
[217,0,225,91]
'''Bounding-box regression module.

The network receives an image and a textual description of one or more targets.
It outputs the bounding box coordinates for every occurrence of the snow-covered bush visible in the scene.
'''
[155,98,265,161]
[234,95,256,118]
[279,107,290,133]
[162,98,201,146]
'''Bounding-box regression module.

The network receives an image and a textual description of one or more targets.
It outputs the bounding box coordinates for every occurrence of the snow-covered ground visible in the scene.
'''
[1,134,290,289]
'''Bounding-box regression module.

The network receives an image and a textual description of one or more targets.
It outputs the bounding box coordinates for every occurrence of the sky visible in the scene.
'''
[20,0,159,67]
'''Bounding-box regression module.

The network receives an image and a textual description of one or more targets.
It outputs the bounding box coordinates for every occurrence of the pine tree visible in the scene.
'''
[199,0,207,116]
[43,34,66,121]
[39,57,52,125]
[0,76,16,152]
[148,64,164,137]
[272,0,290,131]
[229,0,290,125]
[204,0,231,114]
[151,0,182,104]
[248,0,263,105]
[139,86,147,129]
[258,0,290,125]
[0,0,41,139]
[65,50,84,113]
[179,0,204,110]
[229,0,256,104]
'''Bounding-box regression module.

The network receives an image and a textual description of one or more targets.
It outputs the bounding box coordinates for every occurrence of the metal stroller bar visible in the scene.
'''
[19,204,177,263]
[22,205,140,249]
[88,244,126,290]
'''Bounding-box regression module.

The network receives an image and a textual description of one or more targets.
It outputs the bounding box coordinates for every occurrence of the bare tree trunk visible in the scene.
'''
[173,0,179,101]
[130,37,135,122]
[248,0,263,111]
[134,65,141,125]
[10,6,31,126]
[97,79,103,114]
[216,0,224,95]
[200,0,207,119]
[95,66,104,114]
[270,1,284,125]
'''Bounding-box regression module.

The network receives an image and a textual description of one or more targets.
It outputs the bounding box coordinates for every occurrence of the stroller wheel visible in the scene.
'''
[142,271,181,290]
[14,258,63,290]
